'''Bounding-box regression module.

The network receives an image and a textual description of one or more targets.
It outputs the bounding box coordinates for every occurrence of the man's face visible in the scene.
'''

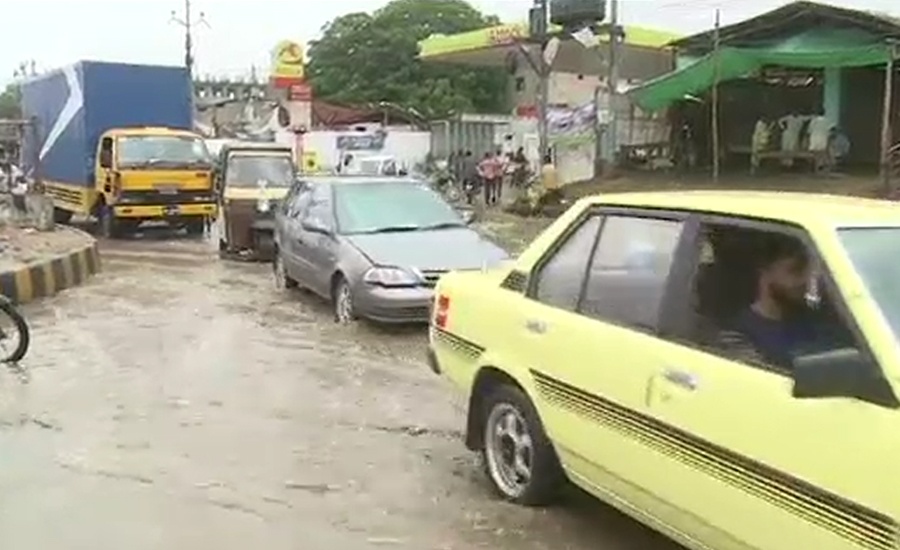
[762,255,811,307]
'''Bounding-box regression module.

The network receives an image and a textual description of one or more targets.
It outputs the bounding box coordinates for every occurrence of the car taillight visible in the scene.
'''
[434,294,450,329]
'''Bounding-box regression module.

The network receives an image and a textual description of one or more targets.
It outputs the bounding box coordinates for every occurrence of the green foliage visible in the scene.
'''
[306,0,509,119]
[0,84,21,119]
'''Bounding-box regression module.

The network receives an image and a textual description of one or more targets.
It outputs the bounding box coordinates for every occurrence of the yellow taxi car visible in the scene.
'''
[428,191,900,550]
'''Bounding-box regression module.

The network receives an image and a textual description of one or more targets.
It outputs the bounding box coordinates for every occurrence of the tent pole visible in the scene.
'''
[880,42,896,194]
[711,9,721,183]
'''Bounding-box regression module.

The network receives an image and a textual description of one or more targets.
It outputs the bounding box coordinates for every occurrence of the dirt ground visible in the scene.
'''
[0,225,93,272]
[0,225,680,550]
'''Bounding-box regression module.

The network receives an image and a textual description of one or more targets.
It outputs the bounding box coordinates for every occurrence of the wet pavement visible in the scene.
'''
[0,228,682,550]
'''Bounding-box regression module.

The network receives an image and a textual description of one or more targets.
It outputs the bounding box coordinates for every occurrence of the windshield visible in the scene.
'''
[225,155,295,187]
[837,227,900,344]
[334,181,463,234]
[118,135,211,169]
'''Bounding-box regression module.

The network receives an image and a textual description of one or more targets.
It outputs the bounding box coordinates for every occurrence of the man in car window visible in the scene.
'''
[730,235,831,370]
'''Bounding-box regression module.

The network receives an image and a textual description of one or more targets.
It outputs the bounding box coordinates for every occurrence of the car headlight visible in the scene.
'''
[363,266,421,287]
[257,198,271,213]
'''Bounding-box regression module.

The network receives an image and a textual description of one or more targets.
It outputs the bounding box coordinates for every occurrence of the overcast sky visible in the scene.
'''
[4,0,899,85]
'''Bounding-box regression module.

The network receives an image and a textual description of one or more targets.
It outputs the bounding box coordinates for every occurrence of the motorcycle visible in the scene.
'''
[0,295,28,363]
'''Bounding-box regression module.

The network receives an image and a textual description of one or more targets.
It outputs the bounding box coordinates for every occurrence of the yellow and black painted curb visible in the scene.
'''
[0,235,100,305]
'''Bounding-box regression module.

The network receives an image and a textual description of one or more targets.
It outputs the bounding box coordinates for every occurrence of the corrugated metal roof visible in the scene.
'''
[671,1,900,52]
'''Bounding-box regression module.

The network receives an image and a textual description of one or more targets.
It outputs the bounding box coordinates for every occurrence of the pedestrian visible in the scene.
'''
[536,152,561,211]
[494,149,507,205]
[10,172,28,224]
[453,148,465,183]
[462,150,478,205]
[477,152,501,207]
[512,147,528,189]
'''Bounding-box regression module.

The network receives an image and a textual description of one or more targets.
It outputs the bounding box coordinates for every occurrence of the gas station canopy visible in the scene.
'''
[418,22,681,77]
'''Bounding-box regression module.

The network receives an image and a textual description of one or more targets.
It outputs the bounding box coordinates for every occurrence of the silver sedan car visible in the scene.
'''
[272,176,508,323]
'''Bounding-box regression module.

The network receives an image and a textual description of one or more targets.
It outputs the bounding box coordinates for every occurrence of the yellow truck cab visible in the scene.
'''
[93,127,215,237]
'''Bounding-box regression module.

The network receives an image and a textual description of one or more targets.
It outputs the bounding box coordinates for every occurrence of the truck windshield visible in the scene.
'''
[118,136,211,169]
[224,155,295,187]
[836,227,900,346]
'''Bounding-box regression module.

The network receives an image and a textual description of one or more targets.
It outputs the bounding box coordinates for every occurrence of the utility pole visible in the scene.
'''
[880,39,898,193]
[533,0,550,163]
[711,9,721,183]
[605,0,620,174]
[170,0,209,119]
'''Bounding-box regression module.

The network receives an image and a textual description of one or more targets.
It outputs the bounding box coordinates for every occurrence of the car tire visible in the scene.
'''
[332,275,356,324]
[273,252,297,290]
[53,207,73,225]
[481,384,564,506]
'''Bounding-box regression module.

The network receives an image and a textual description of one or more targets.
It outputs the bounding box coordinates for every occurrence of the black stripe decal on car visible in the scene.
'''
[531,370,897,550]
[432,328,484,359]
[500,270,529,293]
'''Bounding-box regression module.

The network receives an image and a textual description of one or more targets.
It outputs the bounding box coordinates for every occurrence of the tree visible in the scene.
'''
[306,0,508,119]
[0,84,21,119]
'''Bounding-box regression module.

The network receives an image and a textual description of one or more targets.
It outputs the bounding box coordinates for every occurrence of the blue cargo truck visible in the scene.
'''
[20,61,216,237]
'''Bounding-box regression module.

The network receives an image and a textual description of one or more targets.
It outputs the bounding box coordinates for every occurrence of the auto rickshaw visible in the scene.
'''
[214,143,296,260]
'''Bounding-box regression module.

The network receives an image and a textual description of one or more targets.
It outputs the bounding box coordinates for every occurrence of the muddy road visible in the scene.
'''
[0,230,681,550]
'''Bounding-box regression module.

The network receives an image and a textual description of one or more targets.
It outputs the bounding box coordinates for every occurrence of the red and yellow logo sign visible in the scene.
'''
[271,40,305,80]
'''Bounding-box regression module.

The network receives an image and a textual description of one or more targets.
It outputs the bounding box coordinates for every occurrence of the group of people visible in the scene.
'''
[750,111,851,172]
[449,148,531,207]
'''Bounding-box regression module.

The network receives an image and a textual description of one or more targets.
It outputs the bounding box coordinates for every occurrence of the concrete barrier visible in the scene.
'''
[0,231,100,304]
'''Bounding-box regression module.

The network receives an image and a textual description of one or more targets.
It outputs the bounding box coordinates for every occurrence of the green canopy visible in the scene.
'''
[630,29,891,113]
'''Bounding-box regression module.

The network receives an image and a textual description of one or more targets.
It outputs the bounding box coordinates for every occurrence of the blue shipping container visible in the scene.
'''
[20,61,192,187]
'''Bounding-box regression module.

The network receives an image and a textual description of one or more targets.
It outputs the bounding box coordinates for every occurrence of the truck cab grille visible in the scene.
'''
[118,190,214,204]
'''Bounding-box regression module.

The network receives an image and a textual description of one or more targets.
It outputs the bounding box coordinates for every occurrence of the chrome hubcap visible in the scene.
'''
[485,403,533,497]
[335,283,353,323]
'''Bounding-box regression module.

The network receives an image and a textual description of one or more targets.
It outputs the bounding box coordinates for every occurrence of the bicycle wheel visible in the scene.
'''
[0,300,29,363]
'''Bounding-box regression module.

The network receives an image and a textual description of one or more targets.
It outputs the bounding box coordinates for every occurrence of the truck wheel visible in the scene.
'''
[481,385,564,506]
[185,220,205,236]
[52,208,73,225]
[98,206,119,239]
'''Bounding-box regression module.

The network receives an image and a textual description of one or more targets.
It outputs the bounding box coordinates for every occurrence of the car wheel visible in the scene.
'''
[273,252,297,290]
[481,385,564,506]
[333,276,356,324]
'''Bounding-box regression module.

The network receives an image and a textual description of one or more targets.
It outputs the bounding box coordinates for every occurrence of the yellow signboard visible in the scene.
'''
[271,40,305,80]
[300,150,321,173]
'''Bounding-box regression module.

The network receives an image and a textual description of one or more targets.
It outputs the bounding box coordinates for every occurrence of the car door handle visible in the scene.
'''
[525,319,546,334]
[662,368,698,391]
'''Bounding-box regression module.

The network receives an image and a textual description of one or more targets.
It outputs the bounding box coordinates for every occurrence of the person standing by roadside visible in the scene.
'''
[477,151,501,207]
[462,150,479,205]
[494,149,508,206]
[536,152,561,210]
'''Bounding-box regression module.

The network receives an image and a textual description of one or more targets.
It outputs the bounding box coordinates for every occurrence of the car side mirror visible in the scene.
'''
[301,218,331,234]
[792,348,898,406]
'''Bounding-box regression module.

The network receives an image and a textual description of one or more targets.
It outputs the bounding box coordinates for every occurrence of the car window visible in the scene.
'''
[286,184,312,218]
[581,216,683,330]
[533,215,602,311]
[686,223,858,373]
[837,227,900,346]
[301,186,334,229]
